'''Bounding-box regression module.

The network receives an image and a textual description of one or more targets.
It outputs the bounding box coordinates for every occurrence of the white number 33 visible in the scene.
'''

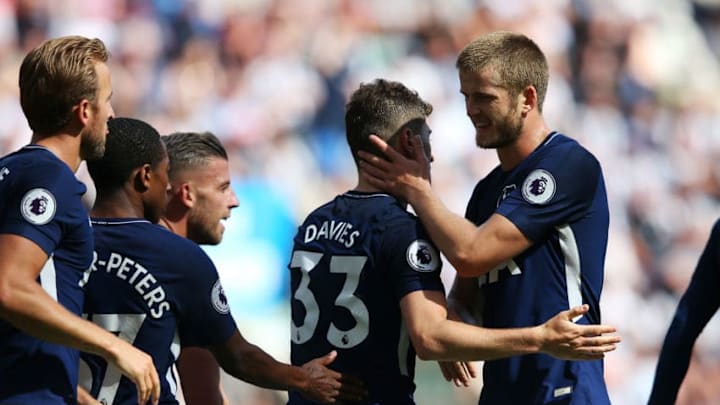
[290,251,370,349]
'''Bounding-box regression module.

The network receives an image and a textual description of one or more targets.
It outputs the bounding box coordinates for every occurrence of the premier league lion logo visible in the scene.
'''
[415,245,432,265]
[406,240,439,272]
[29,195,48,215]
[21,188,56,225]
[522,169,556,204]
[529,176,548,196]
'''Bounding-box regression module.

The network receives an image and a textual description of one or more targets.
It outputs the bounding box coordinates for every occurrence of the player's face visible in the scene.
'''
[80,62,114,160]
[144,154,170,224]
[459,67,523,149]
[415,121,434,182]
[186,157,239,245]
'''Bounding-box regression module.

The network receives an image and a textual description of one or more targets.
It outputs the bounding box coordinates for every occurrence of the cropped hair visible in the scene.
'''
[19,35,110,134]
[456,31,549,111]
[345,78,432,164]
[87,118,165,191]
[162,132,228,181]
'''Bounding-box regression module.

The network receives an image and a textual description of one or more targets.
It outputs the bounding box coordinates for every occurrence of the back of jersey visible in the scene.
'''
[80,219,236,405]
[288,191,444,405]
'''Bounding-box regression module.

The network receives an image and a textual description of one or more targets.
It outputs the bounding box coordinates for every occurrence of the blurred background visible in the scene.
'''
[2,0,720,403]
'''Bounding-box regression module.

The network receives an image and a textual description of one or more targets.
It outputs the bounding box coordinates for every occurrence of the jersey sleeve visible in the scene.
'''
[497,148,603,242]
[380,216,445,300]
[174,245,237,348]
[0,166,82,255]
[648,219,720,404]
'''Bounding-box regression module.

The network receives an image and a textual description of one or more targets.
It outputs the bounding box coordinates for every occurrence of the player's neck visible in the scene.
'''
[354,179,386,194]
[31,132,82,172]
[91,191,144,219]
[497,123,551,171]
[158,216,187,238]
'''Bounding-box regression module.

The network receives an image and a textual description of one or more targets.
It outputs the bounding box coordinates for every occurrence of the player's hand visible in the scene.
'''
[300,350,367,403]
[358,134,431,200]
[438,361,478,387]
[77,385,102,405]
[538,304,621,360]
[110,340,160,405]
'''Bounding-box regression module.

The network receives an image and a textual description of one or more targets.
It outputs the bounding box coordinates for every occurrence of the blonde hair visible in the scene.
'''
[456,31,549,111]
[19,36,109,134]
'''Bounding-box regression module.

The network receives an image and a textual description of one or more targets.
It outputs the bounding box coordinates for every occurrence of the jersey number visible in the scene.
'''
[290,251,369,348]
[79,313,147,404]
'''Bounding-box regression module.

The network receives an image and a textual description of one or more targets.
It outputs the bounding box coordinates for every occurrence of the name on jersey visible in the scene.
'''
[92,252,170,318]
[0,166,9,181]
[304,220,360,248]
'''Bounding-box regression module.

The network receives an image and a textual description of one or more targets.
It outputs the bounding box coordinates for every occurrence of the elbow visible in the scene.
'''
[0,282,18,317]
[411,332,445,361]
[451,253,493,278]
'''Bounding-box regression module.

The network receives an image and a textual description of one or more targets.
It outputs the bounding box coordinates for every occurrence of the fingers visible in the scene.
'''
[321,350,338,366]
[150,367,160,405]
[334,373,367,403]
[465,361,478,379]
[437,361,475,387]
[368,134,403,161]
[409,135,429,163]
[135,366,159,405]
[438,362,453,381]
[564,304,589,320]
[577,324,617,336]
[358,160,391,184]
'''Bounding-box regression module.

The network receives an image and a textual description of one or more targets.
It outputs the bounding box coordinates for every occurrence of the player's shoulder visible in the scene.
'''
[537,133,601,176]
[2,146,77,189]
[546,133,598,161]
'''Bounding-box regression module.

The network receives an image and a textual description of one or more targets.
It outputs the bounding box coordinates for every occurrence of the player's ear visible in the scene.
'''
[178,182,194,208]
[133,164,152,192]
[74,99,92,126]
[521,85,537,115]
[398,127,415,158]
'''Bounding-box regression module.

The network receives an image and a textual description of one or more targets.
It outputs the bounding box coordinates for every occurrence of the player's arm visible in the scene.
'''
[0,234,160,405]
[77,385,101,405]
[400,288,620,361]
[208,330,366,404]
[358,134,531,277]
[177,347,227,405]
[649,221,720,404]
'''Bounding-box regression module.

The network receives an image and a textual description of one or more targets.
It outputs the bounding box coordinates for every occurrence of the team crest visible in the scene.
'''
[20,188,56,225]
[211,280,230,314]
[521,169,556,204]
[406,239,440,272]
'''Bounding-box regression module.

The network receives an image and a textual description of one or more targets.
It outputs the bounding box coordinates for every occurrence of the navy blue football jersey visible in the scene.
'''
[648,219,720,405]
[288,191,444,405]
[79,218,237,405]
[465,133,610,404]
[0,145,94,404]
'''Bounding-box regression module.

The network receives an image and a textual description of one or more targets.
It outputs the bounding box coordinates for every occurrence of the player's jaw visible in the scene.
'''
[79,119,107,160]
[470,108,523,149]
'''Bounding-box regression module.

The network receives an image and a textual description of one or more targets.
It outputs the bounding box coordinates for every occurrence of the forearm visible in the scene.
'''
[177,347,225,405]
[0,279,119,359]
[415,318,541,361]
[407,185,491,276]
[213,333,308,392]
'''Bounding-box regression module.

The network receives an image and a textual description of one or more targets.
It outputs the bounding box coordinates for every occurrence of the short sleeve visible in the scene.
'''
[497,149,603,242]
[381,217,445,300]
[0,166,85,255]
[175,246,237,348]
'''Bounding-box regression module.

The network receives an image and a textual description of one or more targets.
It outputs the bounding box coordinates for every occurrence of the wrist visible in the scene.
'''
[293,364,312,394]
[528,325,545,354]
